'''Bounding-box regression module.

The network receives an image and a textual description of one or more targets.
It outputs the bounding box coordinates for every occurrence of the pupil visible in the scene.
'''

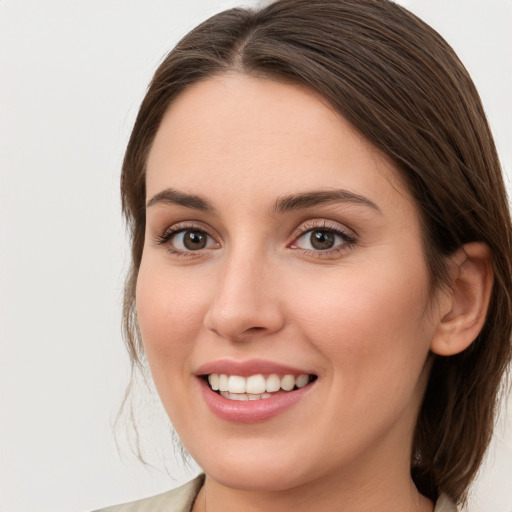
[184,230,206,250]
[311,230,335,250]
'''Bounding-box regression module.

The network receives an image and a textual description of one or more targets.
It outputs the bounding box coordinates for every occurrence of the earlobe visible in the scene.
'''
[430,242,493,357]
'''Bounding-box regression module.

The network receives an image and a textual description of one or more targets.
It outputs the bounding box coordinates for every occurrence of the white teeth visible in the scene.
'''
[246,374,266,394]
[265,374,281,392]
[296,374,309,388]
[218,374,229,392]
[208,374,219,391]
[228,375,246,394]
[208,372,312,398]
[229,392,245,401]
[219,391,274,401]
[280,374,295,391]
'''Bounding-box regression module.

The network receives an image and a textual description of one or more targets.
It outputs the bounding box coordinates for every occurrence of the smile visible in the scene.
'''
[196,360,318,422]
[207,373,315,401]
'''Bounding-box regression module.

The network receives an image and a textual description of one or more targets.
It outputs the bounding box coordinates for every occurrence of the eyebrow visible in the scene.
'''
[146,187,381,215]
[272,189,381,214]
[146,188,216,212]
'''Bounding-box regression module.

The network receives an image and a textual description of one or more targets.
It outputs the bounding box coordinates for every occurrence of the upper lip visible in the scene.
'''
[195,358,315,377]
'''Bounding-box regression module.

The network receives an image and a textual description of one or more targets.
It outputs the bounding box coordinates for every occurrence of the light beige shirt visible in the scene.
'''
[95,474,458,512]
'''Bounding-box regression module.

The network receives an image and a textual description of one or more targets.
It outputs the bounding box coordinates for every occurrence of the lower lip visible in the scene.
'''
[199,379,315,423]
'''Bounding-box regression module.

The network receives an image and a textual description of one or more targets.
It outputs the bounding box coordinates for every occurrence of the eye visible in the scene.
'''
[156,226,219,254]
[173,229,214,250]
[301,230,337,250]
[290,223,357,253]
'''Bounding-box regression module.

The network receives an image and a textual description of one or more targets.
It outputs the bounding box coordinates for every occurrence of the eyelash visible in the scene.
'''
[155,220,358,258]
[289,220,358,257]
[155,222,218,258]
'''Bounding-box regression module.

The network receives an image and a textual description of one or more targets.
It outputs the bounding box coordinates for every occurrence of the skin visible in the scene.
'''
[136,74,443,512]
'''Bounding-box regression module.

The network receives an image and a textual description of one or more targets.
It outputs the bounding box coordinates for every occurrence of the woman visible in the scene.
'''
[98,0,512,510]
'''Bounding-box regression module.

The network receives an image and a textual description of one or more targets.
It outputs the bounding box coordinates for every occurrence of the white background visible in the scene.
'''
[0,1,511,511]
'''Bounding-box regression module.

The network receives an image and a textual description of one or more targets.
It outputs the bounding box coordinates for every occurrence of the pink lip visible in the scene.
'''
[195,358,313,377]
[195,359,317,424]
[198,379,315,423]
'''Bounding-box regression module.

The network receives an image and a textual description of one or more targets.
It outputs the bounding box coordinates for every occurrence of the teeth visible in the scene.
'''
[228,375,246,394]
[280,374,295,391]
[220,391,273,401]
[246,374,266,394]
[296,374,309,388]
[266,374,281,392]
[208,373,312,397]
[218,374,229,392]
[209,373,219,391]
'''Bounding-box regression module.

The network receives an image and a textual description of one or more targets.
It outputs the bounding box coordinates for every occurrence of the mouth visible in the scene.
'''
[196,360,319,422]
[203,373,317,401]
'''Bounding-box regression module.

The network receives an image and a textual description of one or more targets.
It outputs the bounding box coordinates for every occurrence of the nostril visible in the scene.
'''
[204,296,285,341]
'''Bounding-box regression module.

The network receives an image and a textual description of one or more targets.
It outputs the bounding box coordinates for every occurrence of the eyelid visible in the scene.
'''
[288,219,358,253]
[290,219,357,241]
[154,221,221,256]
[153,218,357,257]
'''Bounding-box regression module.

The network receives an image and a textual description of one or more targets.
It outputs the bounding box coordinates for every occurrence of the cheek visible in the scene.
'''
[135,259,215,429]
[135,260,208,374]
[288,255,433,389]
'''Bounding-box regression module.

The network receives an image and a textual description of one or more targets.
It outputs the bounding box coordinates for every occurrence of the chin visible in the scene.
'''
[203,461,310,492]
[187,438,315,492]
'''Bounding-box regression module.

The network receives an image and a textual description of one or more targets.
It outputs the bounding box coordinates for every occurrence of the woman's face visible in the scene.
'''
[137,75,442,492]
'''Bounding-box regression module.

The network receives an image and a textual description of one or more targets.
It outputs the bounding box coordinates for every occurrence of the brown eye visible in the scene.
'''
[167,228,217,252]
[182,230,207,250]
[310,230,335,250]
[291,225,356,254]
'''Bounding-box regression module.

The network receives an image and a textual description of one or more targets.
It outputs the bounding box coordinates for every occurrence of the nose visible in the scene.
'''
[203,250,285,342]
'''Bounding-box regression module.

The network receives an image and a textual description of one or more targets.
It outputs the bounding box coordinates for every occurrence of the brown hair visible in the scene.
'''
[120,0,512,503]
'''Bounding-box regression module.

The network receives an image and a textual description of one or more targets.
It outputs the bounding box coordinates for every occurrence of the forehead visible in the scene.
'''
[146,74,412,214]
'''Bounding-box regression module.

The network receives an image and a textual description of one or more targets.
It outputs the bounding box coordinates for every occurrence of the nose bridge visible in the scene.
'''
[204,242,284,340]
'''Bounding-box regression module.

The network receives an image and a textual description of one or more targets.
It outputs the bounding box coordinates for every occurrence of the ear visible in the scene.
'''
[430,242,493,356]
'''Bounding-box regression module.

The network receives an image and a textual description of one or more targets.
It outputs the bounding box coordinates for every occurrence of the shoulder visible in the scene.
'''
[434,494,459,512]
[92,474,205,512]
